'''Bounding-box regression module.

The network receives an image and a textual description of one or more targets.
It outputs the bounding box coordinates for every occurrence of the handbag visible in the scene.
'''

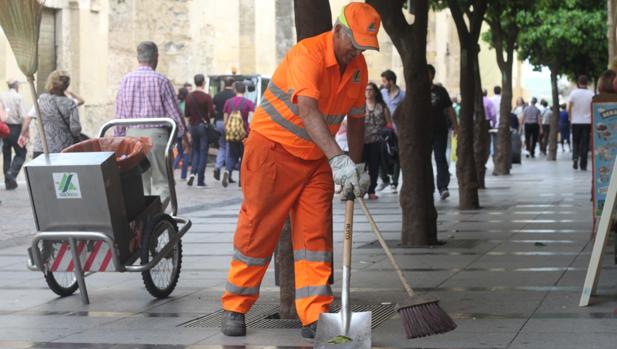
[0,121,9,139]
[53,97,88,144]
[206,121,221,147]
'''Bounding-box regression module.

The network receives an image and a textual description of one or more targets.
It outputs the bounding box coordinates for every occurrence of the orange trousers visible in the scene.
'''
[221,131,334,326]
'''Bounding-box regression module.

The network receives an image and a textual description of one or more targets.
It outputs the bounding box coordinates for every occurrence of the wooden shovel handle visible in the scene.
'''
[343,197,354,268]
[358,198,416,297]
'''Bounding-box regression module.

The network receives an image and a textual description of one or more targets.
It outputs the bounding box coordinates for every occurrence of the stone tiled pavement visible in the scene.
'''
[0,152,616,348]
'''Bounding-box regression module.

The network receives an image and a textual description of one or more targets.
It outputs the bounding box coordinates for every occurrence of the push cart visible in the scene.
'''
[25,118,191,304]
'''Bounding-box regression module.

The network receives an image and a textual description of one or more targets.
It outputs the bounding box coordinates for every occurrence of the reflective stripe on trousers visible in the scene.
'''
[221,131,334,326]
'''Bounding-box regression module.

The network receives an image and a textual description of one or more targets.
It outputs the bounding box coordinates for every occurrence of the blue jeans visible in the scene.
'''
[433,129,450,192]
[174,136,190,179]
[215,120,227,170]
[190,123,209,185]
[225,141,244,174]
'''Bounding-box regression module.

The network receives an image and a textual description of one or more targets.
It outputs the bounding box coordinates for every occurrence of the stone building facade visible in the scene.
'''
[0,0,525,136]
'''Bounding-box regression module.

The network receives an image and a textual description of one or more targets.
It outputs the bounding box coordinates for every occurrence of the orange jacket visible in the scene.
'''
[251,31,368,160]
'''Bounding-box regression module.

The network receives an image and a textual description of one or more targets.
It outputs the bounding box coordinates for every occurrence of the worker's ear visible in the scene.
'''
[333,24,343,38]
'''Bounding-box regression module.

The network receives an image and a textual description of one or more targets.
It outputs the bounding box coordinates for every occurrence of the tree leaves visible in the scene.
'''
[517,3,607,80]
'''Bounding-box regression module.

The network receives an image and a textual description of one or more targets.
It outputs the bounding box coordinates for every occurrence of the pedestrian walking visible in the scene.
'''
[115,41,189,208]
[490,86,502,126]
[174,87,190,180]
[364,82,391,200]
[522,97,542,158]
[1,79,28,190]
[379,69,404,193]
[559,104,570,152]
[28,70,81,159]
[539,99,551,156]
[212,78,235,181]
[219,2,377,339]
[185,74,215,188]
[222,81,254,187]
[428,64,458,200]
[568,75,594,170]
[483,89,497,161]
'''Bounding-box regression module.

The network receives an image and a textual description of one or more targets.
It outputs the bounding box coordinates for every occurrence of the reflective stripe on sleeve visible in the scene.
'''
[293,249,333,263]
[225,281,260,295]
[349,106,366,115]
[325,114,345,125]
[295,285,333,300]
[233,249,271,266]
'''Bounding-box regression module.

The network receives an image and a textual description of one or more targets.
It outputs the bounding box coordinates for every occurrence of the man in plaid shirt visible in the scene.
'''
[115,41,189,209]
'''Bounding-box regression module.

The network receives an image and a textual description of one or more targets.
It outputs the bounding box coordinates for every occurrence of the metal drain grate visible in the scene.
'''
[179,303,395,329]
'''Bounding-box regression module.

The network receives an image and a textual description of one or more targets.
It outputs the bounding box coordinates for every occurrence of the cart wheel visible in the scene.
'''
[43,241,78,297]
[141,214,182,298]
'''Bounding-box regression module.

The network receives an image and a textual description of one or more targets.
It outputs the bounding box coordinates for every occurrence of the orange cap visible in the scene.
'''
[337,2,381,51]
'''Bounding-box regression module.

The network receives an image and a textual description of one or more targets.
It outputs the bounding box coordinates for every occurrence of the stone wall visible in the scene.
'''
[0,0,529,138]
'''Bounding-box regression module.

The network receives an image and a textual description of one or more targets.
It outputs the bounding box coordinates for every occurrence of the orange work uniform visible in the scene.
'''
[221,30,367,326]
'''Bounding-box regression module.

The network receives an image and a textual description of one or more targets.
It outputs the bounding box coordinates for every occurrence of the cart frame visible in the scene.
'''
[27,118,191,304]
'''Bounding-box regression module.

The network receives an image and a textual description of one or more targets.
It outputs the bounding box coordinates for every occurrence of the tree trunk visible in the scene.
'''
[473,57,487,189]
[493,64,513,175]
[456,46,480,208]
[609,0,617,63]
[294,0,332,40]
[276,219,297,319]
[448,0,485,209]
[274,0,333,319]
[547,67,560,161]
[368,0,438,245]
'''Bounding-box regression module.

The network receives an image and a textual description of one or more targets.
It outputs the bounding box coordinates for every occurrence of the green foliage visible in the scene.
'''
[517,5,607,80]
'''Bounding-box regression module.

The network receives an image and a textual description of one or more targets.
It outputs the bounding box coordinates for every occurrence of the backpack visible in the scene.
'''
[226,98,247,142]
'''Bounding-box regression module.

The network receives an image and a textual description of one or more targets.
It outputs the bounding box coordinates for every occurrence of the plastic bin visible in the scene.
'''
[63,137,152,219]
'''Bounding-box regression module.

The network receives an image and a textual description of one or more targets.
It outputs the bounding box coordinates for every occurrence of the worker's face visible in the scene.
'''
[334,25,364,66]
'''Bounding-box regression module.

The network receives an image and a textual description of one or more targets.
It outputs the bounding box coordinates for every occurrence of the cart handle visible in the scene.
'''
[27,216,192,273]
[97,118,178,216]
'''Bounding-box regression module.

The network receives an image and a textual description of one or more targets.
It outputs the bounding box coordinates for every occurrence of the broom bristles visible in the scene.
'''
[398,300,457,339]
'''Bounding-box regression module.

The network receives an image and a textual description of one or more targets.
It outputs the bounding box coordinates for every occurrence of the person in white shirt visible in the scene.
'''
[567,75,594,170]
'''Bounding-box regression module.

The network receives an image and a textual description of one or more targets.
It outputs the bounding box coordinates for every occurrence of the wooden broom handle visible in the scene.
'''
[358,198,416,297]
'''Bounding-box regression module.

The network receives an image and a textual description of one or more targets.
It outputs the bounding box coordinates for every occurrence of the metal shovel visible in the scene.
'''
[314,194,371,349]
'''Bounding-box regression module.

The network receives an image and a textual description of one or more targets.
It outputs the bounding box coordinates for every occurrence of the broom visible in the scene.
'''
[357,197,456,338]
[0,0,49,155]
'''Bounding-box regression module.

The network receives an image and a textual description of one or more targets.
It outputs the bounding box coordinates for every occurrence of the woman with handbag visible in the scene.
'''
[27,70,82,158]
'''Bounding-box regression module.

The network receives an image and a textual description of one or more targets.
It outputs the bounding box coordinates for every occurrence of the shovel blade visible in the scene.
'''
[314,311,372,349]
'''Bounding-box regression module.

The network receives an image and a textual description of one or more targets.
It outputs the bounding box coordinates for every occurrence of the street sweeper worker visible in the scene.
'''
[220,2,381,340]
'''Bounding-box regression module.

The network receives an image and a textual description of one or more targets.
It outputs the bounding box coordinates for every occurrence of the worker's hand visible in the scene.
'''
[340,163,370,198]
[355,163,370,197]
[329,154,360,196]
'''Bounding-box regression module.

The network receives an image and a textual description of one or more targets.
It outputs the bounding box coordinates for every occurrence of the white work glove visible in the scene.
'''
[355,163,370,197]
[329,154,369,198]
